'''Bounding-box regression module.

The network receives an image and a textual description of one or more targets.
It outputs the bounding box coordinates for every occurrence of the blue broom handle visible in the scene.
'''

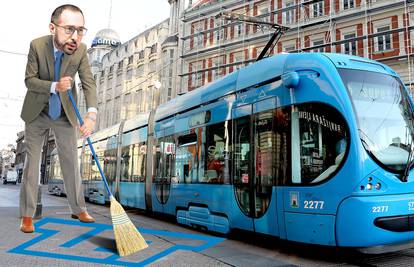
[67,91,113,198]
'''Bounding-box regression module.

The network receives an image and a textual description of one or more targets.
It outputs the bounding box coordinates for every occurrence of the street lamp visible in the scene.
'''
[154,80,162,108]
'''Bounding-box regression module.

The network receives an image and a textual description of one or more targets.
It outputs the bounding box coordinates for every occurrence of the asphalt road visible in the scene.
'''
[1,183,414,267]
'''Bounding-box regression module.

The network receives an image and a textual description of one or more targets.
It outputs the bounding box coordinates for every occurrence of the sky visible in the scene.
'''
[0,0,170,150]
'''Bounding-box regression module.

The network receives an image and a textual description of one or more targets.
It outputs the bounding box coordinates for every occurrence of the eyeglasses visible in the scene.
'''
[53,23,87,36]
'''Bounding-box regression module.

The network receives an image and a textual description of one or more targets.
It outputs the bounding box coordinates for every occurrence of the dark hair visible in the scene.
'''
[51,4,84,24]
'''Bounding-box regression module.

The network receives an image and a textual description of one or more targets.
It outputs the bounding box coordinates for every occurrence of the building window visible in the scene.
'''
[375,26,392,52]
[312,39,324,52]
[191,62,203,88]
[258,7,270,23]
[233,51,244,70]
[343,33,357,55]
[167,87,172,101]
[149,60,156,73]
[283,43,296,52]
[136,64,144,77]
[410,14,414,48]
[126,69,132,81]
[311,1,324,18]
[214,20,224,43]
[150,44,158,54]
[135,89,142,112]
[284,2,295,24]
[235,23,243,38]
[212,56,225,79]
[343,0,354,10]
[195,71,203,87]
[128,55,133,65]
[138,50,144,59]
[194,33,203,47]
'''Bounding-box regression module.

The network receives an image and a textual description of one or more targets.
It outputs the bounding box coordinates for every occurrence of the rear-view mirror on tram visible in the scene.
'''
[282,71,300,88]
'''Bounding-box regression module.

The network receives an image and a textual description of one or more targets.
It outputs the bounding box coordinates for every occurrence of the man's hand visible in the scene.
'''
[79,112,96,138]
[56,76,73,92]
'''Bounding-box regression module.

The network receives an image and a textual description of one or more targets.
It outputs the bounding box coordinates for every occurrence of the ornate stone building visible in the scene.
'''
[81,21,169,131]
[176,0,414,93]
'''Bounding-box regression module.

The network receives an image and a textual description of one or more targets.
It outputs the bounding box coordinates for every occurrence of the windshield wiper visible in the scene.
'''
[400,96,414,182]
[400,142,414,182]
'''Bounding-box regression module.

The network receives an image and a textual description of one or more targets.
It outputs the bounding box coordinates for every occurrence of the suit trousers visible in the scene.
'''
[20,112,86,217]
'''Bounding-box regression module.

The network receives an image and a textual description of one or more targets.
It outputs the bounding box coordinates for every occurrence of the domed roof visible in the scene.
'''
[91,28,121,48]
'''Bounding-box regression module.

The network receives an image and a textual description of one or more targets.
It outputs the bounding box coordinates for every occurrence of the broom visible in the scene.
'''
[67,90,148,256]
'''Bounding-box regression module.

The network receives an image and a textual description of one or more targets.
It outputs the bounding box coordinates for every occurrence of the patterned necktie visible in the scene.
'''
[49,51,64,120]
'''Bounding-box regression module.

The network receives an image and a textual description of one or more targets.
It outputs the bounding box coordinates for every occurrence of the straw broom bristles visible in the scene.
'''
[110,196,148,256]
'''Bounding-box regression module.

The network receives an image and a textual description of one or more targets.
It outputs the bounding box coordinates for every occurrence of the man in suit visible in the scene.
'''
[20,4,97,233]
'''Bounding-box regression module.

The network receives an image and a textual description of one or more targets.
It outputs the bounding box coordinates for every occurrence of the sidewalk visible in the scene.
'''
[0,184,228,267]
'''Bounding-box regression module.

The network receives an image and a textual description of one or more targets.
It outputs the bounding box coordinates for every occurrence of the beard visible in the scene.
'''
[55,37,78,55]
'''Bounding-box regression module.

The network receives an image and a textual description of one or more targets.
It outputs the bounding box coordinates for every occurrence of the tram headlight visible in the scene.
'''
[375,183,381,190]
[366,183,373,190]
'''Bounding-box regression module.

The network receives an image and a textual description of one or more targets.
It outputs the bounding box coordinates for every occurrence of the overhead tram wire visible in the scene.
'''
[0,49,27,56]
[114,1,412,100]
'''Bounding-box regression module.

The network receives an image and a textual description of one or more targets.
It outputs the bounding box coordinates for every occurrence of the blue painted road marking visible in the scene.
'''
[8,217,225,266]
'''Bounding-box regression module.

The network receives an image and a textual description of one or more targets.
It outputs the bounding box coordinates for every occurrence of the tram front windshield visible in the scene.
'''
[339,69,414,173]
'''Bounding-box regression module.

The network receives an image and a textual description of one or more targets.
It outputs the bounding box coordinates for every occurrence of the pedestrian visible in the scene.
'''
[19,4,98,233]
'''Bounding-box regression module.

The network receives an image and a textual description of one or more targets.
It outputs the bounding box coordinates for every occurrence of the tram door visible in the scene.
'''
[152,133,174,214]
[233,102,278,236]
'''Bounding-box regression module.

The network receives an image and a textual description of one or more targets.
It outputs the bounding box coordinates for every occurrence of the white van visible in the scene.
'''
[3,170,18,184]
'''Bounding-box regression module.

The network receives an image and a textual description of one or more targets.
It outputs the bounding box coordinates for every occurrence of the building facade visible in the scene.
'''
[81,21,170,131]
[79,0,414,131]
[14,131,25,183]
[1,144,15,178]
[177,0,414,94]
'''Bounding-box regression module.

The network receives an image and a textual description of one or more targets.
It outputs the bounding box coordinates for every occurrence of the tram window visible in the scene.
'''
[104,148,117,183]
[234,116,251,185]
[51,154,62,180]
[131,143,146,182]
[120,146,131,182]
[255,111,275,187]
[163,136,175,181]
[81,148,91,181]
[154,136,176,182]
[154,139,162,180]
[203,122,231,184]
[175,132,198,183]
[274,108,291,185]
[91,141,106,181]
[291,103,349,184]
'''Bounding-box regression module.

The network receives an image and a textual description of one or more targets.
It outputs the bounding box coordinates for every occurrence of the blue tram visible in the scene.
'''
[49,53,414,252]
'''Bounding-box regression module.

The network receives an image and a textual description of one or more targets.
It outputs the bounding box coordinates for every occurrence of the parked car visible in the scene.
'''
[3,170,18,185]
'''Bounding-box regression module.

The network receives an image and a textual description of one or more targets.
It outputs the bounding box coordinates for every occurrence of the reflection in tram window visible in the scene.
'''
[131,142,146,182]
[104,148,117,183]
[163,136,176,180]
[175,132,197,183]
[254,111,275,217]
[154,136,176,181]
[90,140,107,181]
[50,153,62,181]
[203,122,231,184]
[154,135,175,204]
[81,147,91,181]
[274,108,291,186]
[291,103,349,184]
[120,146,131,182]
[234,116,251,215]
